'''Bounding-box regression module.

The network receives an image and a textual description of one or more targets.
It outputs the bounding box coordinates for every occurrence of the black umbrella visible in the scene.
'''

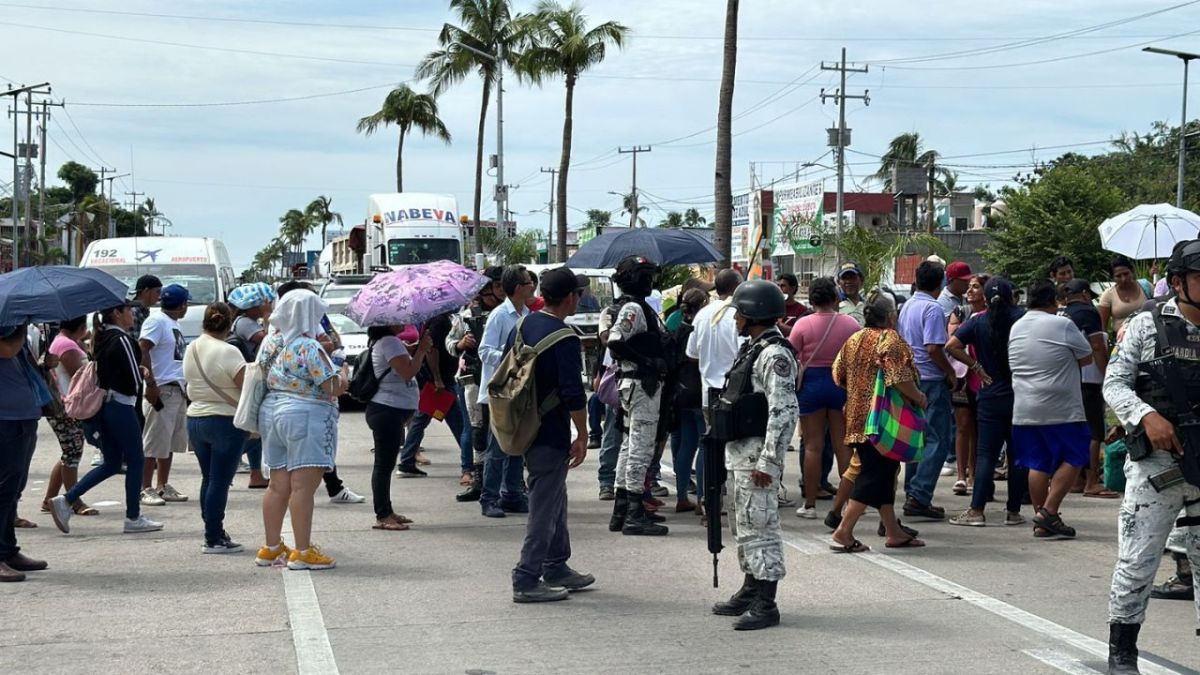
[0,266,129,326]
[567,228,722,268]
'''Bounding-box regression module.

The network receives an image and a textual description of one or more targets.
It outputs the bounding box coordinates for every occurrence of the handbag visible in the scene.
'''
[596,362,620,408]
[186,341,241,409]
[234,341,283,434]
[863,369,927,463]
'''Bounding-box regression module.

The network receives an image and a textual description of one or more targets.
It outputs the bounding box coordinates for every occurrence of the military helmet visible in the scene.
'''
[1166,239,1200,279]
[612,255,659,289]
[731,279,786,321]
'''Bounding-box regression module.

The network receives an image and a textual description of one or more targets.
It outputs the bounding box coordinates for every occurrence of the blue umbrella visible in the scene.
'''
[567,228,722,268]
[0,266,130,326]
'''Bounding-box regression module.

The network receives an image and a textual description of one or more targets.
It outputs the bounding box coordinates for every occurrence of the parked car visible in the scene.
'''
[319,273,374,314]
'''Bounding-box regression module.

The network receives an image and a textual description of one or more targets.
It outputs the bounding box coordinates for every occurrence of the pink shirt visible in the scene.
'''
[788,312,861,369]
[49,334,86,396]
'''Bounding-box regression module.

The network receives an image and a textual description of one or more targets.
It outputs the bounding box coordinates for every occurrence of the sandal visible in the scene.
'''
[885,537,926,549]
[247,482,269,490]
[390,514,414,525]
[459,472,473,487]
[830,539,869,554]
[373,519,410,531]
[13,516,37,529]
[72,502,100,516]
[1032,508,1076,539]
[952,480,969,496]
[1083,489,1120,499]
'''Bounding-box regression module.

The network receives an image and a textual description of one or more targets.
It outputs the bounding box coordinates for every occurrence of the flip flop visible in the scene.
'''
[247,482,269,490]
[390,514,414,525]
[373,519,409,531]
[1083,489,1120,499]
[72,502,100,516]
[13,517,37,529]
[830,539,869,554]
[885,537,926,549]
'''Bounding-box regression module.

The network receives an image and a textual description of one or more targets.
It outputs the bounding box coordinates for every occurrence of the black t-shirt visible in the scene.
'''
[426,312,457,385]
[1059,301,1104,337]
[954,306,1025,403]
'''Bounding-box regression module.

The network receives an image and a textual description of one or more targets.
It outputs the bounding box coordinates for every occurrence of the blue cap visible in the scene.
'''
[984,276,1014,304]
[160,284,190,309]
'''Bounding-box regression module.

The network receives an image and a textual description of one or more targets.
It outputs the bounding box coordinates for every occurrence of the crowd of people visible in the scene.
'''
[0,240,1197,667]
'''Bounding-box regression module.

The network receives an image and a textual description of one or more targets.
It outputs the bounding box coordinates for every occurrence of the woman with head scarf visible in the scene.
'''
[254,291,348,571]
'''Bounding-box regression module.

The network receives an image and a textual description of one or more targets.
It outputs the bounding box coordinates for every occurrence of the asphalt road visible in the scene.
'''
[4,411,1198,675]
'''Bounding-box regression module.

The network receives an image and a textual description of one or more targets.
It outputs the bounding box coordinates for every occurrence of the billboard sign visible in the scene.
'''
[772,180,825,256]
[731,192,751,262]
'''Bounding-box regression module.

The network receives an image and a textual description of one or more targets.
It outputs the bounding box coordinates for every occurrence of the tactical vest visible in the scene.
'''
[460,304,491,385]
[609,296,668,367]
[710,332,792,442]
[1132,303,1200,487]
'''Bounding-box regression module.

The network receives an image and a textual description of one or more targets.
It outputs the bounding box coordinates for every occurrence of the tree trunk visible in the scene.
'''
[556,75,575,263]
[472,80,493,255]
[712,0,739,270]
[396,128,406,192]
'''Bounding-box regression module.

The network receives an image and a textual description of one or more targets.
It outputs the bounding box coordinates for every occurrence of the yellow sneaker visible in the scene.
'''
[255,542,292,567]
[287,545,336,571]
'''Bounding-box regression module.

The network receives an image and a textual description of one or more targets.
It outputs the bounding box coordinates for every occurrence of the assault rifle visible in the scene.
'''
[703,431,726,588]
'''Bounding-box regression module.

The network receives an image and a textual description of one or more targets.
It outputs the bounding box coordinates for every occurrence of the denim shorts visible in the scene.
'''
[796,367,847,416]
[260,393,339,472]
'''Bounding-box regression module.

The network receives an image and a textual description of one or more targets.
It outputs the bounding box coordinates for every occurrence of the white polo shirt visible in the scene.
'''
[686,297,741,407]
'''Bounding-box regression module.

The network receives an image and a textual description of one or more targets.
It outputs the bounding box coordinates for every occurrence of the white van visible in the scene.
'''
[80,236,237,341]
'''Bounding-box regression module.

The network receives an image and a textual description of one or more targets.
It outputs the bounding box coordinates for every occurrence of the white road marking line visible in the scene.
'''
[1023,648,1103,675]
[783,536,826,556]
[91,500,121,507]
[280,522,339,675]
[784,533,1182,675]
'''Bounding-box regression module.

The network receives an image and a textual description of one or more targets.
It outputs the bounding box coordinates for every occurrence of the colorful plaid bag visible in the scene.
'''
[864,369,926,463]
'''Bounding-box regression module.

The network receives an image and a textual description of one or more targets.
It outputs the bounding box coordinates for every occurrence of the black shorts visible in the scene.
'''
[1080,383,1105,443]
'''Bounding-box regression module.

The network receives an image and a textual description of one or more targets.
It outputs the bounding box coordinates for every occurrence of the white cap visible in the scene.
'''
[925,254,946,265]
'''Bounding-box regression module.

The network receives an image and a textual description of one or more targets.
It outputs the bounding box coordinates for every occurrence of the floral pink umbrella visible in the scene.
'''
[344,260,488,327]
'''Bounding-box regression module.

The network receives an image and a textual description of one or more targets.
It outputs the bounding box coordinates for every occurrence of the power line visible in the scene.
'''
[59,105,112,167]
[67,82,403,108]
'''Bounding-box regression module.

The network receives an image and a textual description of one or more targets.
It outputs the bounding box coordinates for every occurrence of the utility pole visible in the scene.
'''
[3,82,50,271]
[1143,47,1198,209]
[540,166,557,261]
[820,49,869,249]
[100,170,127,238]
[618,145,651,228]
[125,190,145,231]
[494,44,507,243]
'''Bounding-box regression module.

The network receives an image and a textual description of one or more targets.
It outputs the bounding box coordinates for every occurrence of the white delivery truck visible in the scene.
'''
[364,193,463,270]
[80,236,236,341]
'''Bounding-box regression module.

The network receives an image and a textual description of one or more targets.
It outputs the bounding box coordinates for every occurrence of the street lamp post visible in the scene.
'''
[1144,46,1198,208]
[454,41,506,246]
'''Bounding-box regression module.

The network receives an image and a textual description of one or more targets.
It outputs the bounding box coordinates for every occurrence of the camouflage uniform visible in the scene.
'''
[608,301,661,494]
[725,329,798,582]
[447,303,490,463]
[1102,298,1200,628]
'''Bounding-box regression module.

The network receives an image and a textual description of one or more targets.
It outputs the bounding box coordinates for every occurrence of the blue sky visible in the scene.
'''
[3,0,1199,270]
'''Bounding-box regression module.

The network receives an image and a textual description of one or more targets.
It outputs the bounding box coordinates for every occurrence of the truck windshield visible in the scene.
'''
[92,264,219,304]
[387,239,461,266]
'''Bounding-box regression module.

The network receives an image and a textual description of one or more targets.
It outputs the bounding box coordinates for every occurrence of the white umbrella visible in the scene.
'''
[1098,203,1200,260]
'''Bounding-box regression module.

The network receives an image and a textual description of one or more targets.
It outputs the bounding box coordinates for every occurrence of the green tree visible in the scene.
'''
[584,208,611,228]
[305,196,344,250]
[683,208,707,227]
[516,1,629,262]
[983,165,1125,288]
[658,211,684,228]
[619,192,646,227]
[479,228,538,264]
[356,84,452,192]
[828,225,948,296]
[873,132,952,231]
[416,0,525,254]
[56,161,98,202]
[712,0,739,268]
[279,209,314,256]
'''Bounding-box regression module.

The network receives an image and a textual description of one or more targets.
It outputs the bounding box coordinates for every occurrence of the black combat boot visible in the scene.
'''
[711,574,757,616]
[1107,623,1140,675]
[1150,552,1194,601]
[608,489,630,532]
[622,501,668,536]
[455,464,483,502]
[733,580,780,631]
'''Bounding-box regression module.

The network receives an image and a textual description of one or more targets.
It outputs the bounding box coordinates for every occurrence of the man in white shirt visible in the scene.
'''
[139,284,191,506]
[687,269,744,418]
[477,265,533,519]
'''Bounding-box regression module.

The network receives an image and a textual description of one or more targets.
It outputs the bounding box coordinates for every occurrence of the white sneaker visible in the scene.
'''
[236,461,252,474]
[330,488,365,504]
[49,495,72,534]
[158,484,189,502]
[796,505,818,519]
[939,464,956,477]
[90,452,104,467]
[124,515,164,533]
[140,488,166,506]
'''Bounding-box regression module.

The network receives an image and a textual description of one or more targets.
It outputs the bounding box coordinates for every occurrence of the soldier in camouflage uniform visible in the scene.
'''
[710,280,797,631]
[446,267,504,502]
[1102,239,1200,674]
[606,256,669,536]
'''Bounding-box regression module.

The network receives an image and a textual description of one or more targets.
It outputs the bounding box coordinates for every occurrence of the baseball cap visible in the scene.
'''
[925,254,946,266]
[1061,278,1093,298]
[135,275,163,292]
[159,284,191,309]
[0,323,24,339]
[946,261,973,281]
[838,261,863,278]
[983,277,1014,304]
[540,267,590,298]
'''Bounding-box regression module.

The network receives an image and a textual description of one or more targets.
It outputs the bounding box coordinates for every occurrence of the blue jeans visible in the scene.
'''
[457,385,473,473]
[400,385,467,470]
[0,419,38,559]
[587,394,604,440]
[671,408,705,500]
[67,399,145,520]
[971,395,1028,513]
[597,403,621,489]
[905,379,954,506]
[480,404,526,508]
[187,416,245,543]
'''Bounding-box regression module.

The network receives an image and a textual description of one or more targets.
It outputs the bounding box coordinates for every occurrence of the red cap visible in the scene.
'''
[946,261,973,280]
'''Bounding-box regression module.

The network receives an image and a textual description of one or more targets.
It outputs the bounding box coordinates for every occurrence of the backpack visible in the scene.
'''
[347,340,384,403]
[487,316,578,456]
[63,361,106,421]
[226,333,256,362]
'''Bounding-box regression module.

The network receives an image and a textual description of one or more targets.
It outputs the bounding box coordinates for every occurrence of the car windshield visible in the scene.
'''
[321,286,363,300]
[578,276,612,313]
[326,313,366,335]
[387,239,461,266]
[92,264,219,304]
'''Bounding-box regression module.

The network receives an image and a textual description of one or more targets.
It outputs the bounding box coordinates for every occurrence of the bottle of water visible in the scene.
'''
[331,348,346,368]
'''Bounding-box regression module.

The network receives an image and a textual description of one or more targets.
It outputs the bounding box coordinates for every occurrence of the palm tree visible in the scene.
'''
[713,0,739,268]
[516,1,629,262]
[584,208,611,227]
[416,0,524,254]
[873,132,951,232]
[305,196,344,250]
[620,192,646,227]
[356,85,452,192]
[658,211,684,228]
[683,207,707,227]
[279,209,313,257]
